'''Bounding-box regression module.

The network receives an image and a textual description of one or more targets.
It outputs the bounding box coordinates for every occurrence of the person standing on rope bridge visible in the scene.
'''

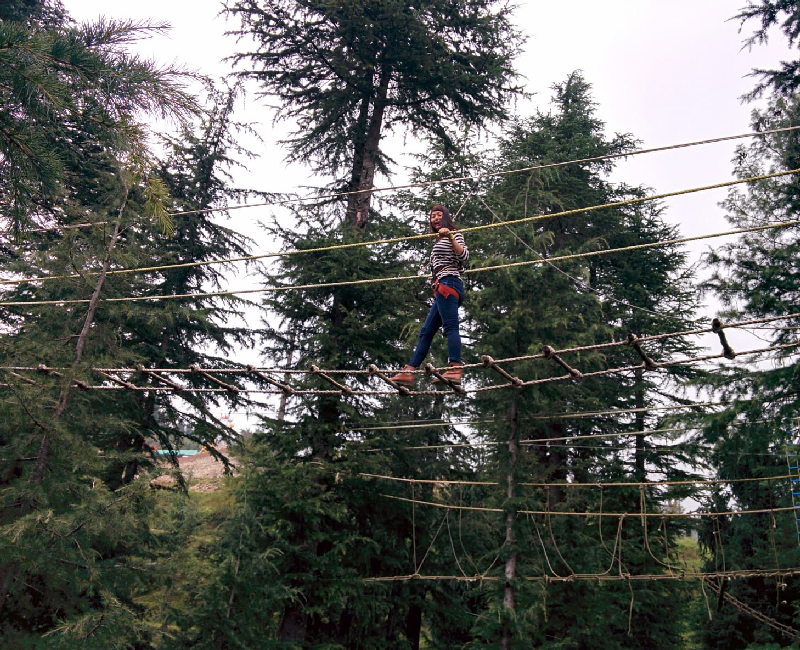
[390,205,469,387]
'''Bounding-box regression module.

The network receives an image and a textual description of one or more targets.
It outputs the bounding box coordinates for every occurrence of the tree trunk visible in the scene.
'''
[278,606,307,643]
[33,212,125,486]
[346,66,391,231]
[501,400,519,650]
[406,602,422,650]
[634,367,646,483]
[547,420,567,505]
[277,327,297,422]
[0,191,128,613]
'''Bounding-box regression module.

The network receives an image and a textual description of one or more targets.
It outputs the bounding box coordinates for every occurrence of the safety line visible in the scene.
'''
[2,343,794,396]
[380,493,794,518]
[4,311,795,377]
[5,211,800,307]
[3,166,798,291]
[166,125,800,217]
[361,427,687,453]
[363,567,800,583]
[479,195,664,317]
[358,472,792,488]
[349,402,733,431]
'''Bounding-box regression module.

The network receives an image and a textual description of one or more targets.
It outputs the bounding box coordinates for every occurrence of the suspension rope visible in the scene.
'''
[363,567,800,583]
[380,493,795,518]
[3,167,799,293]
[165,125,800,217]
[2,342,795,396]
[357,473,793,488]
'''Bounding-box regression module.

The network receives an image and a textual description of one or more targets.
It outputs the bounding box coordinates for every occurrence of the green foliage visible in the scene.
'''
[225,0,523,173]
[0,13,198,233]
[736,0,800,99]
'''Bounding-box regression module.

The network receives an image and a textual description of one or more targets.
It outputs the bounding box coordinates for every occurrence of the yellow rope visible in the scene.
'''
[3,166,798,289]
[363,568,800,583]
[381,493,795,518]
[166,125,800,217]
[358,472,793,488]
[4,210,800,306]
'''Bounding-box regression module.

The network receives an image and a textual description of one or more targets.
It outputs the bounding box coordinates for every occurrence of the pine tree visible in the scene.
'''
[0,12,197,234]
[0,9,263,646]
[693,95,800,649]
[224,0,523,229]
[689,6,800,646]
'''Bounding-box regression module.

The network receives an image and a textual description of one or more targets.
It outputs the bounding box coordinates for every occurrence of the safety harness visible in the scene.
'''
[433,279,460,301]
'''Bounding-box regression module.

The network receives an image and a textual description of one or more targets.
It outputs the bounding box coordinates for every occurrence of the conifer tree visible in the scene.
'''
[224,0,523,229]
[694,96,800,650]
[0,7,269,646]
[0,11,197,234]
[690,6,800,646]
[421,73,701,648]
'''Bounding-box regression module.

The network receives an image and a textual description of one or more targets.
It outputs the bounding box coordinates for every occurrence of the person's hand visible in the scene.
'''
[438,227,452,239]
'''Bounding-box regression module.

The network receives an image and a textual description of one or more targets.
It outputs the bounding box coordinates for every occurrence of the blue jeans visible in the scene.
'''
[409,276,464,367]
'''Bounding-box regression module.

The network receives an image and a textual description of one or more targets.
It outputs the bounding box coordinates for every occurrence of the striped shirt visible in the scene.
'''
[431,232,469,282]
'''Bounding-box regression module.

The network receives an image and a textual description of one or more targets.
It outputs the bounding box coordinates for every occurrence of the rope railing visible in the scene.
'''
[4,213,800,307]
[358,472,793,488]
[3,168,800,293]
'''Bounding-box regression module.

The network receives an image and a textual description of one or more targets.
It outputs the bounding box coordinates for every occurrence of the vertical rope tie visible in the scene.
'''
[481,355,523,387]
[247,365,295,396]
[541,345,583,378]
[136,365,185,392]
[189,365,240,393]
[96,370,138,391]
[423,363,466,395]
[712,318,736,360]
[626,334,658,369]
[309,364,354,396]
[39,364,89,390]
[7,370,41,387]
[368,364,410,395]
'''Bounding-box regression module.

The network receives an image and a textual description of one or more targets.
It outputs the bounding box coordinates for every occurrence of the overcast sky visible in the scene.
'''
[63,1,800,423]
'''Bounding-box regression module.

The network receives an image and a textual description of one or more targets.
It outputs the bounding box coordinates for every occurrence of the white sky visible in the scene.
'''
[64,1,799,428]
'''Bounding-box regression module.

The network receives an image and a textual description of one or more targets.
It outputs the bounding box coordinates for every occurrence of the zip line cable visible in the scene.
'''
[5,211,800,307]
[3,166,799,292]
[165,125,800,217]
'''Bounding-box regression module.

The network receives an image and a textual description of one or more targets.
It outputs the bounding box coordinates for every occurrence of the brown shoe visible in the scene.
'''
[433,361,464,385]
[388,365,417,387]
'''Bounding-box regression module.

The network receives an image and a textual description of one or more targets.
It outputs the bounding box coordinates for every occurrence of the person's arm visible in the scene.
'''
[438,228,465,256]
